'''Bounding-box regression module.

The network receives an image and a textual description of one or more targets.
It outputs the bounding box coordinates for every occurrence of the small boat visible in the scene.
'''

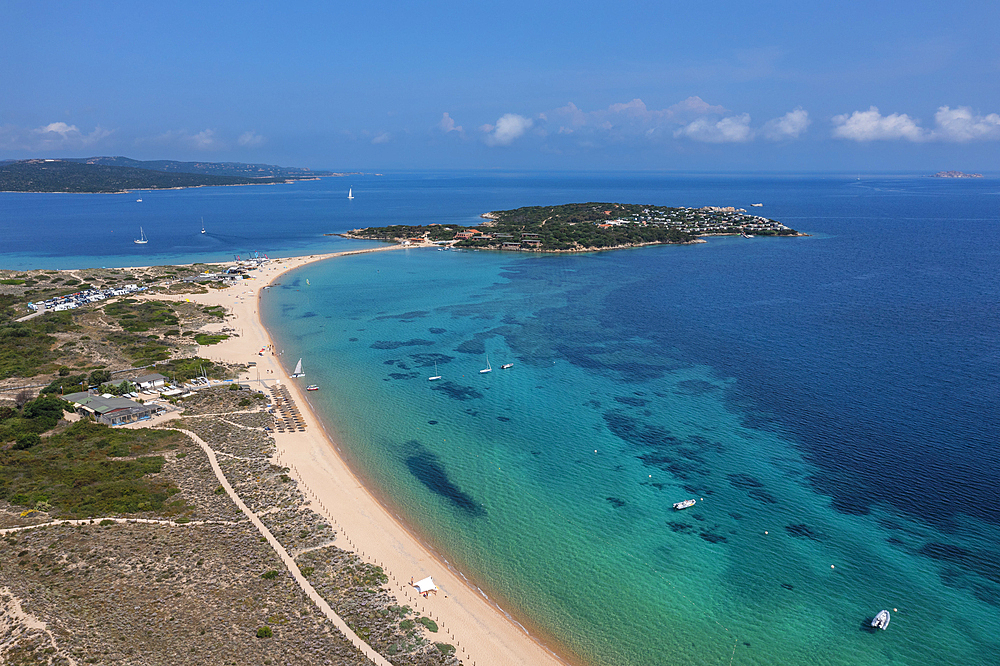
[306,385,319,391]
[500,363,513,369]
[291,358,305,378]
[136,198,142,202]
[348,187,354,200]
[428,362,441,381]
[201,217,206,234]
[751,203,763,207]
[871,610,890,630]
[741,231,755,238]
[133,227,148,244]
[673,499,696,510]
[479,355,492,374]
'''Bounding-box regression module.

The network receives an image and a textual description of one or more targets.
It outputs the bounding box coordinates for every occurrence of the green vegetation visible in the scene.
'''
[435,643,455,655]
[417,616,438,632]
[0,306,80,379]
[104,299,179,332]
[0,159,325,194]
[149,357,225,383]
[0,278,26,285]
[0,395,67,445]
[0,420,187,518]
[40,374,88,394]
[261,570,280,580]
[350,201,799,252]
[194,333,228,345]
[256,626,273,639]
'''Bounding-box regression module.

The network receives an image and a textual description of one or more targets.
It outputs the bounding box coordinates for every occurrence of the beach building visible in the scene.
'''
[135,373,167,390]
[63,391,162,426]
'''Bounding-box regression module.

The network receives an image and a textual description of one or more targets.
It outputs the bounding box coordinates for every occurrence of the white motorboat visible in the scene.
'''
[871,610,890,630]
[673,499,696,510]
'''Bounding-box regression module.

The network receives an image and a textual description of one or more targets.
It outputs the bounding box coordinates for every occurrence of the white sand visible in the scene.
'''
[140,247,568,666]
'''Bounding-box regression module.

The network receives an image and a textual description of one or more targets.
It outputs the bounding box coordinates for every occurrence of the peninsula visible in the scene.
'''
[0,157,355,193]
[932,171,983,178]
[344,202,801,252]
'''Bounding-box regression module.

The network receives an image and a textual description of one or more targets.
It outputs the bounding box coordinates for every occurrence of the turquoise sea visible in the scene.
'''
[4,173,999,665]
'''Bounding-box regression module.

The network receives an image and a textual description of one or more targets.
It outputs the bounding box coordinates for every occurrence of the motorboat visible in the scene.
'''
[673,499,696,510]
[871,610,890,630]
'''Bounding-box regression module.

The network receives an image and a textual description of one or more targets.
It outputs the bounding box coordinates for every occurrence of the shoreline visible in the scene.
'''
[158,247,571,666]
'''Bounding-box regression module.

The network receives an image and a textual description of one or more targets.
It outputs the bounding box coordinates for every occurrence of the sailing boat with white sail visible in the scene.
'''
[348,188,354,200]
[201,217,206,234]
[428,362,441,381]
[479,355,492,374]
[133,227,148,244]
[291,358,305,378]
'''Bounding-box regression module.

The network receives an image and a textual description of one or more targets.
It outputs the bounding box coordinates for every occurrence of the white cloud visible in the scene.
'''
[482,113,533,146]
[371,132,391,144]
[832,107,926,141]
[138,128,224,150]
[238,130,265,147]
[762,108,810,140]
[674,114,754,143]
[15,122,114,150]
[191,129,217,149]
[438,112,463,135]
[932,106,1000,142]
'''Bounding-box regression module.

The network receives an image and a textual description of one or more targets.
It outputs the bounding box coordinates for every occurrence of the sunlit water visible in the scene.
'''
[7,173,999,665]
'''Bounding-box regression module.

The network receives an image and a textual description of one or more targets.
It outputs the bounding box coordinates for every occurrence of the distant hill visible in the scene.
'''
[0,157,349,193]
[63,156,338,179]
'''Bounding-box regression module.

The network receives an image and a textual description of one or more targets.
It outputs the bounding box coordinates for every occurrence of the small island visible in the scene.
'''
[345,202,802,252]
[932,171,983,178]
[0,157,355,193]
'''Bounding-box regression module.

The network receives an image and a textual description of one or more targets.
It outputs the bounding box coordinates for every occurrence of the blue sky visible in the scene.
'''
[2,0,998,171]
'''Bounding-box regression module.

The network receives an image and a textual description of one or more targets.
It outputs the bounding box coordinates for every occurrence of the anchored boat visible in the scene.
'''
[673,499,696,510]
[871,610,890,630]
[291,358,305,378]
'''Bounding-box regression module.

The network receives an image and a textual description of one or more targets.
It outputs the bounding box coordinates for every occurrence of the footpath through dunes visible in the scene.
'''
[163,248,567,666]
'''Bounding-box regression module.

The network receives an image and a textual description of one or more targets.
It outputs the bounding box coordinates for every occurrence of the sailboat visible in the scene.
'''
[291,358,305,378]
[428,362,441,381]
[133,227,148,244]
[201,217,206,234]
[348,188,354,200]
[479,355,492,374]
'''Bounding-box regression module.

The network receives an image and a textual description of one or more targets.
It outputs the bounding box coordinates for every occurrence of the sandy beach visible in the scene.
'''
[142,246,568,666]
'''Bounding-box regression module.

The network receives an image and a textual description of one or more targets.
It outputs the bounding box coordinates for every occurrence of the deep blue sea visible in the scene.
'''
[4,173,999,665]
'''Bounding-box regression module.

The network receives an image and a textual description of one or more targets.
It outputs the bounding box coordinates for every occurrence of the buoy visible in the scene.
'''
[594,450,597,453]
[893,608,897,612]
[764,531,768,534]
[831,565,835,569]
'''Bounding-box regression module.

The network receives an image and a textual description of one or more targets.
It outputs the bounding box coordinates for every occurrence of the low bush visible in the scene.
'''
[256,626,272,638]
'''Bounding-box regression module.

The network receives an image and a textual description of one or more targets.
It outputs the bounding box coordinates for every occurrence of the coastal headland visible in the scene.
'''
[344,201,804,252]
[0,247,567,666]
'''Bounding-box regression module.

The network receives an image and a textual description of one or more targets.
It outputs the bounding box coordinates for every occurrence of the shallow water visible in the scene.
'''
[262,173,1000,665]
[7,172,999,665]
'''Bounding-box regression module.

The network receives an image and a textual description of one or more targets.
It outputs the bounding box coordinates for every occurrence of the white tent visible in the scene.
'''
[413,576,438,594]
